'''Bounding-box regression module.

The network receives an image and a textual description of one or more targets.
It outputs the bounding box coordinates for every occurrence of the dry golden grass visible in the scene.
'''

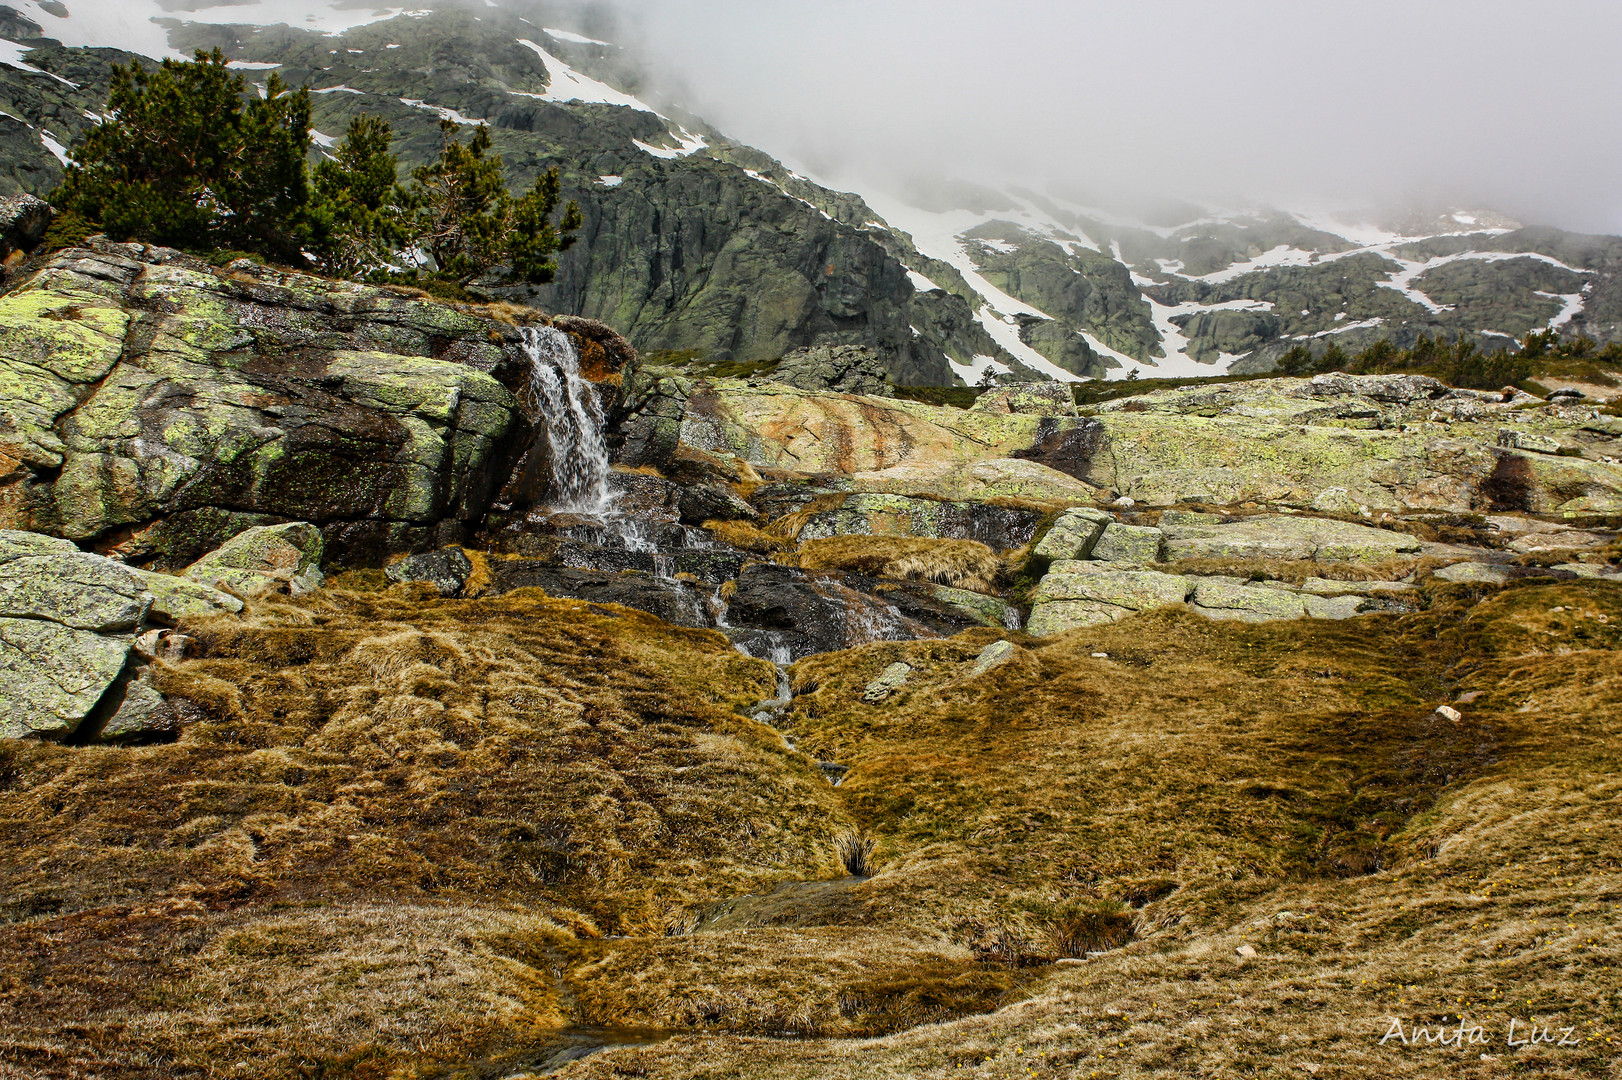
[1159,555,1452,584]
[4,579,1621,1079]
[701,519,795,555]
[791,536,1007,593]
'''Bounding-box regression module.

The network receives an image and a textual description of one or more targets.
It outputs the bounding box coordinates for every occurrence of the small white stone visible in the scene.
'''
[1435,704,1463,723]
[1235,944,1258,958]
[1091,652,1109,658]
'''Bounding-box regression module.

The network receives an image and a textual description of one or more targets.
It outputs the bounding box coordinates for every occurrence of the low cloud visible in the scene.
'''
[608,0,1622,233]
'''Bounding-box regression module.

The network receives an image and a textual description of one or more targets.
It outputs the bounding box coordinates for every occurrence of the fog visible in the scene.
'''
[601,0,1622,234]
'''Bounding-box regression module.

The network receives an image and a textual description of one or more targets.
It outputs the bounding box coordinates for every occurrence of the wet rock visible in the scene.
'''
[184,523,325,599]
[1090,522,1164,565]
[607,471,683,523]
[726,564,935,660]
[611,372,690,469]
[1031,507,1113,569]
[768,344,894,397]
[862,662,913,703]
[679,483,757,525]
[971,382,1076,416]
[1498,430,1564,455]
[1161,515,1421,562]
[386,547,474,597]
[475,563,711,627]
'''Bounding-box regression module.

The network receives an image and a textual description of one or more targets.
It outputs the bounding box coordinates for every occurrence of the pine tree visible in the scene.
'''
[55,49,314,262]
[310,114,410,278]
[407,121,582,287]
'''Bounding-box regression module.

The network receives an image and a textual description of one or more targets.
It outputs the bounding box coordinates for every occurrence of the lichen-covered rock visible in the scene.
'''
[0,241,631,566]
[1498,430,1564,455]
[769,345,894,397]
[862,661,913,703]
[795,492,1043,551]
[1190,580,1308,622]
[971,382,1076,416]
[922,584,1022,629]
[1161,515,1421,562]
[1432,562,1514,585]
[0,529,150,631]
[0,616,132,740]
[851,458,1098,503]
[1031,507,1113,568]
[128,568,244,622]
[1089,522,1164,565]
[184,522,325,598]
[965,640,1018,678]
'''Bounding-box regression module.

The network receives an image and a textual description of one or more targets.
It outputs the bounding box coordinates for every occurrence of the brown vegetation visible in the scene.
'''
[2,577,1620,1079]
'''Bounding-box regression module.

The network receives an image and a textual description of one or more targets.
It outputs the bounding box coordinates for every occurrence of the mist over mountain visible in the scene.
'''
[3,0,1622,385]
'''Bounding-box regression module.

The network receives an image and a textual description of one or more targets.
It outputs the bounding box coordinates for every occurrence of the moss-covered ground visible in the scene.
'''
[1,577,1620,1078]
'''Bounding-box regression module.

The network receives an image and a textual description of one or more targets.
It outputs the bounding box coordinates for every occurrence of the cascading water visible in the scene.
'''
[520,325,613,516]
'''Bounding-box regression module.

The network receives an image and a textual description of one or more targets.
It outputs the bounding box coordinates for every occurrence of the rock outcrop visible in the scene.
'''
[0,529,237,741]
[0,241,632,566]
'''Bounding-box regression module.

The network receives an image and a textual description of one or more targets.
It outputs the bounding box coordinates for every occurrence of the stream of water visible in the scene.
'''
[520,326,614,517]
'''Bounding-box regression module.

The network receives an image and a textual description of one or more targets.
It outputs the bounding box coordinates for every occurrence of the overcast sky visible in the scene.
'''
[604,0,1622,233]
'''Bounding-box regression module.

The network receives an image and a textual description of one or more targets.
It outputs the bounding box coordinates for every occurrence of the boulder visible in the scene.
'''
[1190,580,1308,622]
[128,568,244,622]
[0,617,132,740]
[1161,515,1421,563]
[971,383,1076,416]
[386,547,474,597]
[679,483,757,525]
[0,193,51,260]
[0,529,224,741]
[1090,523,1164,565]
[1028,564,1193,635]
[184,523,325,599]
[1031,507,1113,569]
[1432,562,1513,585]
[920,584,1022,629]
[768,345,894,397]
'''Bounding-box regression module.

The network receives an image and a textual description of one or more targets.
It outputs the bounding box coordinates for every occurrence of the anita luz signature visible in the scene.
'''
[1380,1017,1582,1048]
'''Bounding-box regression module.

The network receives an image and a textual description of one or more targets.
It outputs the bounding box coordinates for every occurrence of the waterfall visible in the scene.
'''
[520,326,613,516]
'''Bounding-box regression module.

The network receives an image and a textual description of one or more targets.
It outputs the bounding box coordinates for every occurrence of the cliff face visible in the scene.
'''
[0,241,631,566]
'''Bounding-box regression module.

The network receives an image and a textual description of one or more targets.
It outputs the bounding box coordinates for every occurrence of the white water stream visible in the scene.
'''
[520,326,614,516]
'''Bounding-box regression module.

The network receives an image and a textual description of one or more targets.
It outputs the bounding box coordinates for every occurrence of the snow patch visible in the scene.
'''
[596,175,623,187]
[226,60,282,70]
[1536,291,1586,329]
[309,129,336,148]
[0,39,77,86]
[313,85,364,94]
[543,26,614,47]
[39,130,68,165]
[400,98,484,125]
[907,270,942,293]
[517,38,649,110]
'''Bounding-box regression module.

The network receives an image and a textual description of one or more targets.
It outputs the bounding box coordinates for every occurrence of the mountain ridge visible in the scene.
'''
[1,0,1620,386]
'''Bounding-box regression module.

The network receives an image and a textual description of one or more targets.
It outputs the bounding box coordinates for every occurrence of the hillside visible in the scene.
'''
[2,2,1622,387]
